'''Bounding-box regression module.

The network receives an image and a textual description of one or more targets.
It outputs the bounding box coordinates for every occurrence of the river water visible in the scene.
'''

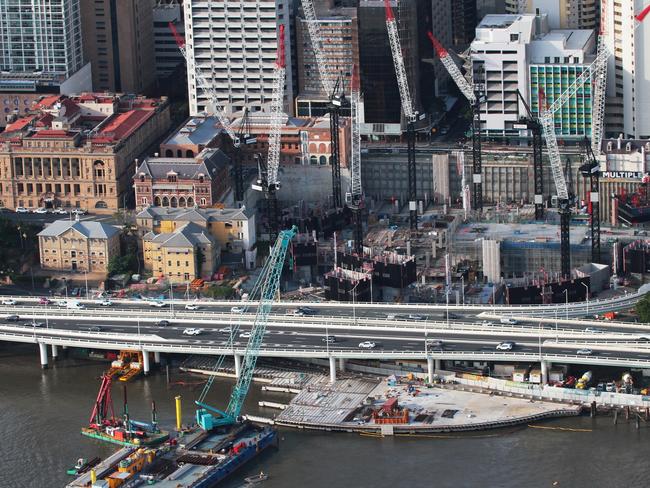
[1,345,649,488]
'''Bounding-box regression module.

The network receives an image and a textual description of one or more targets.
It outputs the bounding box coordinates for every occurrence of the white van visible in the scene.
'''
[500,317,518,325]
[66,301,85,310]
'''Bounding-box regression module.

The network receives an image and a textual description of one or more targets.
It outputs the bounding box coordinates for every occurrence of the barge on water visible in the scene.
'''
[69,421,278,488]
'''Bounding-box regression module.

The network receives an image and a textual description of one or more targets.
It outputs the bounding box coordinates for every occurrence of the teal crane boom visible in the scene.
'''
[195,225,298,430]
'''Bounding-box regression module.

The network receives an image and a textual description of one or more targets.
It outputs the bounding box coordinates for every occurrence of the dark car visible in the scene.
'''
[298,307,317,315]
[322,335,337,344]
[446,312,461,320]
[6,315,19,322]
[157,320,171,327]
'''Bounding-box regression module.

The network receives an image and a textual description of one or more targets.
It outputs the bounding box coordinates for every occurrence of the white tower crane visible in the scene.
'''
[349,65,364,254]
[427,32,484,212]
[384,0,418,230]
[251,24,286,242]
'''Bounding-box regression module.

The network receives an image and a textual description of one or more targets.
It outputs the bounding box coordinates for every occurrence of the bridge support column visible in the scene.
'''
[38,343,48,370]
[154,351,161,364]
[427,357,434,383]
[234,354,242,378]
[541,360,549,385]
[142,350,150,376]
[435,359,442,371]
[51,344,59,361]
[329,357,337,383]
[338,358,346,372]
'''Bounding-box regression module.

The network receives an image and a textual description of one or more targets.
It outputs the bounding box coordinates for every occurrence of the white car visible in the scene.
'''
[496,341,515,351]
[97,299,113,306]
[182,328,202,336]
[231,306,245,313]
[239,331,252,338]
[150,301,166,308]
[358,341,376,349]
[287,309,304,317]
[33,207,48,214]
[1,299,16,306]
[576,348,593,355]
[71,208,87,215]
[15,207,29,214]
[218,327,233,333]
[56,300,68,308]
[185,303,200,310]
[408,314,427,321]
[481,321,495,326]
[584,327,603,334]
[500,318,518,325]
[53,208,68,215]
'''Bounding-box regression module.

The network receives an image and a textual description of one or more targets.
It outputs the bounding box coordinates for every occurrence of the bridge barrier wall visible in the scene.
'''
[450,374,650,408]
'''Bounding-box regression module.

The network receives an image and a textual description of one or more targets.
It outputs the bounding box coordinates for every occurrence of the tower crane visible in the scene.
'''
[348,65,364,254]
[537,5,648,277]
[299,0,346,209]
[251,25,286,242]
[514,89,544,220]
[169,22,254,204]
[427,32,484,212]
[385,0,418,230]
[195,225,298,430]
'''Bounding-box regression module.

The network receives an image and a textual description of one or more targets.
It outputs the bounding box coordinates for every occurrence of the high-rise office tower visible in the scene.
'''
[81,0,156,93]
[0,0,85,77]
[0,0,91,126]
[505,0,599,30]
[183,0,296,117]
[153,0,186,80]
[602,0,650,139]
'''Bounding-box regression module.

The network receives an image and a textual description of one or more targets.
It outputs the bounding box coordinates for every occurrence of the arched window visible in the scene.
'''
[93,160,105,179]
[310,156,318,165]
[167,173,177,183]
[318,143,326,153]
[187,197,194,207]
[198,174,204,183]
[139,174,145,182]
[165,149,173,157]
[186,150,194,158]
[162,196,169,207]
[154,196,161,206]
[319,155,327,165]
[95,201,107,209]
[176,150,182,157]
[200,198,206,205]
[170,197,178,208]
[179,196,186,207]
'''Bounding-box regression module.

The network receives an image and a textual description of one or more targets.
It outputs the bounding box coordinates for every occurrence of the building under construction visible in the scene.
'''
[325,267,372,302]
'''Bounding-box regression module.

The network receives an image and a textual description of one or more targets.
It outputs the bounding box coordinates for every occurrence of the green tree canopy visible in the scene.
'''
[636,292,650,323]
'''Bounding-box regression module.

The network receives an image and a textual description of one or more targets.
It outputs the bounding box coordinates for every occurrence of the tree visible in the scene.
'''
[108,254,137,276]
[636,292,650,323]
[195,246,206,276]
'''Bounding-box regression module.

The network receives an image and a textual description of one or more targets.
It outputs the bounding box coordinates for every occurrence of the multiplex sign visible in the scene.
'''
[601,171,647,180]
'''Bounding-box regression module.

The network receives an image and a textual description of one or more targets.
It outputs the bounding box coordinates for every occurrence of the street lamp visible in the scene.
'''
[445,289,450,327]
[169,284,174,318]
[580,282,589,315]
[351,281,361,326]
[563,288,569,320]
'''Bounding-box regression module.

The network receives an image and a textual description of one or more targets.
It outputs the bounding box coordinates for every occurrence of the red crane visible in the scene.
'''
[89,374,116,427]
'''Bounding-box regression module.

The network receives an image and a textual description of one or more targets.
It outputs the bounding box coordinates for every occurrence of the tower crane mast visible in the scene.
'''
[252,25,286,241]
[385,0,418,230]
[349,65,364,254]
[427,32,484,212]
[299,0,345,208]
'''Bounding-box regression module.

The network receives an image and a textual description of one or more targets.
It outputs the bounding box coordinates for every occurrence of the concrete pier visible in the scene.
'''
[427,357,434,382]
[435,359,442,371]
[154,351,161,364]
[329,357,337,383]
[234,354,242,378]
[51,344,59,361]
[541,360,549,385]
[38,343,48,369]
[338,358,346,372]
[142,350,150,376]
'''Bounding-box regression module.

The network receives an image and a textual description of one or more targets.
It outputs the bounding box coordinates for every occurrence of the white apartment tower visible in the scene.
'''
[183,0,295,117]
[506,0,599,30]
[602,0,650,139]
[0,0,84,77]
